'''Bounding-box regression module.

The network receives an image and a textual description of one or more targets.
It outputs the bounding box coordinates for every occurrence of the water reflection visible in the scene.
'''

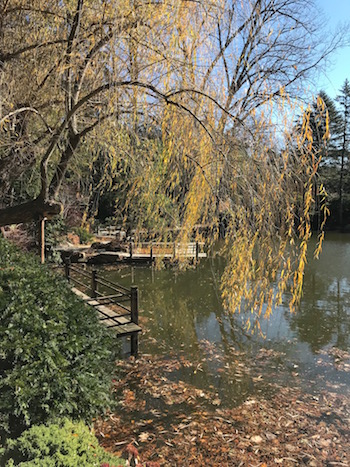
[287,234,350,353]
[103,233,350,404]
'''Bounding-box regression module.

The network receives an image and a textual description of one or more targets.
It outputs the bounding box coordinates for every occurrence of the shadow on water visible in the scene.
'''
[102,233,350,407]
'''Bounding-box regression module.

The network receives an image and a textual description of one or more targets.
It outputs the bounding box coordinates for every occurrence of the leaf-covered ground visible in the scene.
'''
[96,344,350,466]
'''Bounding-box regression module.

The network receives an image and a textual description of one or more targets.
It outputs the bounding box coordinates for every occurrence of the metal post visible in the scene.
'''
[65,259,71,282]
[130,286,139,356]
[150,243,153,260]
[91,269,98,298]
[196,241,199,262]
[129,241,133,259]
[173,242,176,259]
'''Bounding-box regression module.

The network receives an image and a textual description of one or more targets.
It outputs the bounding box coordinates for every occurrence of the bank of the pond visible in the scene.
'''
[96,348,350,466]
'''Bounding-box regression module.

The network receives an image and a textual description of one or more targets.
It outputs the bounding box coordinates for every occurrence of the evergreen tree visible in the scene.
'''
[335,79,350,228]
[318,90,342,158]
[317,91,342,196]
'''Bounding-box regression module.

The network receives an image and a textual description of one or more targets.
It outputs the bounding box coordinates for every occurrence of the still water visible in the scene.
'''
[103,233,350,406]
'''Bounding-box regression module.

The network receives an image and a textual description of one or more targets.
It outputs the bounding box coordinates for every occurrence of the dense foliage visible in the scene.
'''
[3,419,124,466]
[0,238,116,439]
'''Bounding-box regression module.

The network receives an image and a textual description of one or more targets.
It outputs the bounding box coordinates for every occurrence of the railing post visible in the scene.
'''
[91,269,98,298]
[150,243,153,260]
[173,242,176,259]
[130,286,139,356]
[65,258,71,282]
[196,241,199,262]
[129,241,133,259]
[38,216,46,264]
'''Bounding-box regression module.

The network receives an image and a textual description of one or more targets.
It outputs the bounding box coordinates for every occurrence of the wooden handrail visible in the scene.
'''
[95,277,131,296]
[69,265,91,279]
[64,261,136,316]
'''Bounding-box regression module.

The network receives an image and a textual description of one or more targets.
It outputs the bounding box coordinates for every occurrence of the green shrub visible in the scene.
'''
[3,419,124,466]
[44,217,68,247]
[0,238,116,439]
[72,227,94,244]
[45,217,68,263]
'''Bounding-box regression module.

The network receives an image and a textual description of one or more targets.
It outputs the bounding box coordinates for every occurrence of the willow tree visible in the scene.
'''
[0,0,343,325]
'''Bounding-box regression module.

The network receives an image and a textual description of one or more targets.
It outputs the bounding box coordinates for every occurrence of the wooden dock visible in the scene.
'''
[56,241,206,266]
[123,241,206,261]
[65,262,141,355]
[89,241,207,263]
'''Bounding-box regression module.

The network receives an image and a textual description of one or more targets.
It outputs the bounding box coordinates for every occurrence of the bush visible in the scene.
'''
[0,238,116,440]
[72,227,94,244]
[3,419,124,466]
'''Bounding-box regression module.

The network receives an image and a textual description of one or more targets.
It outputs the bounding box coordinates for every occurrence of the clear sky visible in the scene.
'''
[317,0,350,98]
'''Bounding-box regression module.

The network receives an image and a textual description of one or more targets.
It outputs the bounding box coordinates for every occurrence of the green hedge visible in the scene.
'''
[0,238,116,439]
[3,419,124,466]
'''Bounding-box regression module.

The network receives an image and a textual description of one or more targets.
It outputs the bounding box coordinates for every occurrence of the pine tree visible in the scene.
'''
[318,91,342,157]
[335,79,350,228]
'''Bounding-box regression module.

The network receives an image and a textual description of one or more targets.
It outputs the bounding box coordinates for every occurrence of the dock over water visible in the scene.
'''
[65,263,141,355]
[57,241,207,265]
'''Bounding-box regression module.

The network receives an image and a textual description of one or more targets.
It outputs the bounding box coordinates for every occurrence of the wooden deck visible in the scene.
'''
[56,241,207,266]
[129,241,206,261]
[65,263,141,355]
[72,287,142,336]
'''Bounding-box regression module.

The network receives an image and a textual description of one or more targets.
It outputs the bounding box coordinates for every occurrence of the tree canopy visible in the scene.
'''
[0,0,345,326]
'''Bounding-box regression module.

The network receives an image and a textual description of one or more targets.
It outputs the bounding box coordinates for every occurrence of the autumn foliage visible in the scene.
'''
[0,0,341,322]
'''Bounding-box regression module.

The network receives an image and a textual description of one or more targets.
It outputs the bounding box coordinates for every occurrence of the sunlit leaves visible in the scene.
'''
[0,0,334,323]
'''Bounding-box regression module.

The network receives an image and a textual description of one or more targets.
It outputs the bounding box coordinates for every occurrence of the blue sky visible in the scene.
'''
[317,0,350,98]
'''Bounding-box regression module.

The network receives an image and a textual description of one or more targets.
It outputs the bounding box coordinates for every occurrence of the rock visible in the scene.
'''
[105,239,128,252]
[60,250,85,263]
[87,253,121,264]
[89,239,128,253]
[90,241,109,250]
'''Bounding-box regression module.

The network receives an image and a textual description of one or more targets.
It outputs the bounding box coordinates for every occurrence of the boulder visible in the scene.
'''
[60,250,85,263]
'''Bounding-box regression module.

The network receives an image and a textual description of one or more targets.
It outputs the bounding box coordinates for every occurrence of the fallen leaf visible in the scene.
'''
[139,432,150,442]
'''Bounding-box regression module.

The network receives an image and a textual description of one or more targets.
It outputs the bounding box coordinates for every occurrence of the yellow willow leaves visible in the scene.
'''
[213,95,329,328]
[1,0,331,327]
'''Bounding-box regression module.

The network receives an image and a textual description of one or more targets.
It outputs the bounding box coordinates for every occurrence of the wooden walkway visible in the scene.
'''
[65,263,141,355]
[128,241,206,261]
[56,241,207,266]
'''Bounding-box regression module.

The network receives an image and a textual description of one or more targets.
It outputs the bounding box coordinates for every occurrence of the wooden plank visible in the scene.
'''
[100,320,141,334]
[72,287,89,299]
[71,286,141,336]
[114,323,142,334]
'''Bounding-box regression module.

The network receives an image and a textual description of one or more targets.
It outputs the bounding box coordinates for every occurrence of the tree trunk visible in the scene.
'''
[0,197,62,227]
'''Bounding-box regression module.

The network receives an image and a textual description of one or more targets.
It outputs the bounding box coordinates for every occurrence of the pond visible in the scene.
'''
[102,232,350,407]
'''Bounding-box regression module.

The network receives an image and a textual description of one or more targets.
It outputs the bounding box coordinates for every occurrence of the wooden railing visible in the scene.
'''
[96,226,120,237]
[128,241,205,261]
[64,261,139,355]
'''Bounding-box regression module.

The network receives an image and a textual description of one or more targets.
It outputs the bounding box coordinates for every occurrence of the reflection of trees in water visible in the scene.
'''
[287,270,350,352]
[137,258,247,354]
[105,260,253,403]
